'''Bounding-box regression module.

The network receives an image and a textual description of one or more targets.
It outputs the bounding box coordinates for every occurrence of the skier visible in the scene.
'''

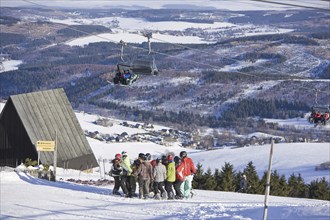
[145,153,154,195]
[161,155,168,167]
[110,153,123,195]
[152,158,167,200]
[180,151,196,199]
[120,151,133,197]
[238,174,249,193]
[174,156,185,199]
[137,154,153,199]
[165,154,176,200]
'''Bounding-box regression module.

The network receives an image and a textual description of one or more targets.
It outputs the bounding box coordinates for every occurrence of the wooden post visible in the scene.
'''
[53,131,58,182]
[263,138,274,220]
[103,159,108,179]
[37,151,40,166]
[98,158,102,179]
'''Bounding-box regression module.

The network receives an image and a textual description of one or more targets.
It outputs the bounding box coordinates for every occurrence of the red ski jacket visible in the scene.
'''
[176,163,185,182]
[182,157,196,176]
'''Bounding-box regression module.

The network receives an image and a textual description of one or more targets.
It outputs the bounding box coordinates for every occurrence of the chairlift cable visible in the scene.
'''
[247,0,330,13]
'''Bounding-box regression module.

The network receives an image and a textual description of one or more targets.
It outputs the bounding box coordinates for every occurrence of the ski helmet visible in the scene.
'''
[180,151,187,158]
[122,151,128,157]
[174,156,181,164]
[145,153,151,161]
[115,153,121,160]
[138,153,145,159]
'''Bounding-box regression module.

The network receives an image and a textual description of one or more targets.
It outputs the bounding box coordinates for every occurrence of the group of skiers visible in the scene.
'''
[109,151,196,200]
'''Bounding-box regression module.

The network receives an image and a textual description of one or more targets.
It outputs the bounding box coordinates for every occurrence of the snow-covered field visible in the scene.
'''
[0,60,22,73]
[1,169,329,220]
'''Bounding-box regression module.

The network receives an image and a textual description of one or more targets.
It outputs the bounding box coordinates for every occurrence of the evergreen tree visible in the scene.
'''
[192,163,204,189]
[278,174,289,197]
[259,171,267,195]
[266,170,288,196]
[308,177,330,200]
[287,173,308,198]
[234,171,244,192]
[213,168,222,191]
[203,168,217,190]
[243,161,262,194]
[219,162,236,192]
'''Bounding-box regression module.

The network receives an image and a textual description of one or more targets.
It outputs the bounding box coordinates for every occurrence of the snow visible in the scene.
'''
[61,17,293,46]
[51,17,236,32]
[0,60,23,73]
[1,106,330,219]
[1,166,329,219]
[65,31,214,46]
[0,102,5,112]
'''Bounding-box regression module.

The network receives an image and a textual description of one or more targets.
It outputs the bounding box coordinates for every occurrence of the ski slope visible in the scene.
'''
[1,169,329,220]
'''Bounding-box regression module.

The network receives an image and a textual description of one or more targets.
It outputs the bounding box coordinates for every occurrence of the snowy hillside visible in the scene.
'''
[77,112,329,183]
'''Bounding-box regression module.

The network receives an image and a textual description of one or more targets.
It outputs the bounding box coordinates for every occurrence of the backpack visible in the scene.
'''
[110,164,122,176]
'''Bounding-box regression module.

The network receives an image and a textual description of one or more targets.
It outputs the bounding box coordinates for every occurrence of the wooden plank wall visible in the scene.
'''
[9,88,98,169]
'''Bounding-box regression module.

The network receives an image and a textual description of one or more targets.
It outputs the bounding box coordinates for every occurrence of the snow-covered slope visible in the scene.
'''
[1,170,329,220]
[76,112,329,183]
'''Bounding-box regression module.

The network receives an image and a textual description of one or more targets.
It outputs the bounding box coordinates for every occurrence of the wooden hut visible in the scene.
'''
[0,88,98,170]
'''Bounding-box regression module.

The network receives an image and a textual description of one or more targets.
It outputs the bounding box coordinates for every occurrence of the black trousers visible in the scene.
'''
[120,175,130,195]
[165,181,174,199]
[174,180,183,197]
[153,181,165,195]
[113,176,121,193]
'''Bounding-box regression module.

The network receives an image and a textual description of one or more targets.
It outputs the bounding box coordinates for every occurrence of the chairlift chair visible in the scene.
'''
[308,104,330,125]
[131,56,158,75]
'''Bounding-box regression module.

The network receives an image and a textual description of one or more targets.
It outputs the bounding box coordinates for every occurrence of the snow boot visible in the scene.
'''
[167,192,174,200]
[161,191,168,200]
[154,194,161,200]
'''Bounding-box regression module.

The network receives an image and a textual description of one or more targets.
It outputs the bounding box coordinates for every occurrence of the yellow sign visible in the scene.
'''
[36,141,55,152]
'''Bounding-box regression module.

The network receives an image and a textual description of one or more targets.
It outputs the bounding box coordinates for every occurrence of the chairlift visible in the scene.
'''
[308,105,330,125]
[113,63,139,86]
[307,89,330,125]
[130,32,158,75]
[112,34,159,86]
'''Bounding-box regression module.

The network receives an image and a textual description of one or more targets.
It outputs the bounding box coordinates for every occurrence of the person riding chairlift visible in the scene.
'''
[124,70,132,79]
[322,111,329,124]
[314,111,322,123]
